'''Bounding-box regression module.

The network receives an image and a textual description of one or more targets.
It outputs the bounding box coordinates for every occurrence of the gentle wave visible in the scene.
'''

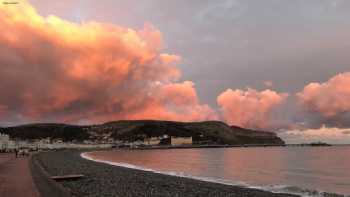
[81,152,344,197]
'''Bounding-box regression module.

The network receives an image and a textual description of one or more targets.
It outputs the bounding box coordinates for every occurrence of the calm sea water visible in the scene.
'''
[83,146,350,196]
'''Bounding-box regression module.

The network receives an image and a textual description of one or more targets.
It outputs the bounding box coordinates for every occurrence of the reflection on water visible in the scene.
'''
[87,146,350,195]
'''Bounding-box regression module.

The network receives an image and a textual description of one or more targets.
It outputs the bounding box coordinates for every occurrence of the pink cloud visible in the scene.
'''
[0,1,215,123]
[217,88,288,129]
[264,81,273,87]
[297,72,350,117]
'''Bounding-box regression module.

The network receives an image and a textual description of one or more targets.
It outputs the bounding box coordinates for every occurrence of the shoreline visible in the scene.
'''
[32,149,300,197]
[81,150,348,197]
[107,144,350,151]
[81,151,299,196]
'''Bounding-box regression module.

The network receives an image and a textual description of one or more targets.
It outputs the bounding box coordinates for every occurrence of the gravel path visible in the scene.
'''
[33,150,299,197]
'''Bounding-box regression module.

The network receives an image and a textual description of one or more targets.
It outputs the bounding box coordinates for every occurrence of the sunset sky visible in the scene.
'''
[1,0,350,143]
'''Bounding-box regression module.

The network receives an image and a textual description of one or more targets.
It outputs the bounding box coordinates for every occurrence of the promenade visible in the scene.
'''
[0,153,40,197]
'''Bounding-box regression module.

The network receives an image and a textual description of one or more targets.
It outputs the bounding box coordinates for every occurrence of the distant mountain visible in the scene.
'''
[0,120,285,145]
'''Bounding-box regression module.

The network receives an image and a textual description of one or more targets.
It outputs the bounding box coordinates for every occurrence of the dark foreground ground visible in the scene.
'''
[32,150,300,197]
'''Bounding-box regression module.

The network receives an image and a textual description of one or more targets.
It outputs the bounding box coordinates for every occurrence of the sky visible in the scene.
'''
[1,0,350,143]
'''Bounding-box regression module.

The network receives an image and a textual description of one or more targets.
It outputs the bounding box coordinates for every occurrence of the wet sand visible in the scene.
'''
[33,150,299,197]
[0,153,40,197]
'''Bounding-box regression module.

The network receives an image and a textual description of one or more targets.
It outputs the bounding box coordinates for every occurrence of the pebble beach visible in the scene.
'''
[32,150,300,197]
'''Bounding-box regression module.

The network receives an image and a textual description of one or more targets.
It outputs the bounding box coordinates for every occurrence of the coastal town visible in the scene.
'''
[0,131,194,152]
[0,120,288,154]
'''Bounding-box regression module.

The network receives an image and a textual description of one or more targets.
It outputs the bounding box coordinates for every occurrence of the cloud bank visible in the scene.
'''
[280,126,350,144]
[1,0,350,144]
[0,1,216,124]
[217,88,288,129]
[297,72,350,117]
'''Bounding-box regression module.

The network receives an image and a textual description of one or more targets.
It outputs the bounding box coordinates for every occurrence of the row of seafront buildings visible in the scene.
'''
[0,133,112,151]
[126,135,193,148]
[87,127,194,148]
[0,131,193,151]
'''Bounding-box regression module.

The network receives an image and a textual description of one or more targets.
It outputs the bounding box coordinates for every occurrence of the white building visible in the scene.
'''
[171,136,193,146]
[0,133,10,149]
[144,137,161,146]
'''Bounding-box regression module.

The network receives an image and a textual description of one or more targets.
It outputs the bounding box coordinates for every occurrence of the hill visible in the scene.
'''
[1,123,90,142]
[0,120,285,145]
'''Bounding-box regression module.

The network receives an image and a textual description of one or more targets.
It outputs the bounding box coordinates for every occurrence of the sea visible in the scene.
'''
[82,146,350,197]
